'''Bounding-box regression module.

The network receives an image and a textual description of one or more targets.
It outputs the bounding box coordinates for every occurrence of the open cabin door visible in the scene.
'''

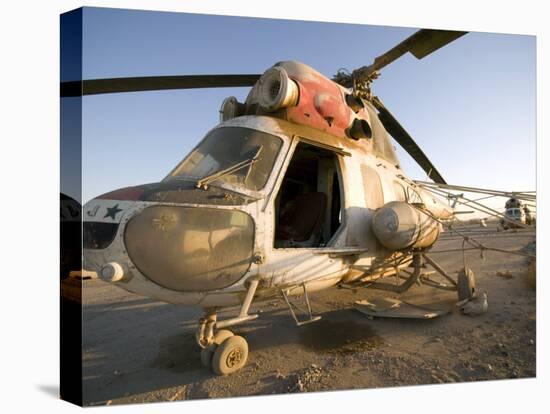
[263,138,361,290]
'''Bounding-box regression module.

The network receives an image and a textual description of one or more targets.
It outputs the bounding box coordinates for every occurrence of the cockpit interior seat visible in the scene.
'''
[276,192,327,243]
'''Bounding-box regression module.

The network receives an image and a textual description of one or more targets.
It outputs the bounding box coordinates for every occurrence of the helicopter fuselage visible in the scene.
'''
[83,116,449,308]
[82,61,452,309]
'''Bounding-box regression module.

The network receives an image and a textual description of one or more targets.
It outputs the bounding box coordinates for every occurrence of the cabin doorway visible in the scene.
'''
[274,141,343,248]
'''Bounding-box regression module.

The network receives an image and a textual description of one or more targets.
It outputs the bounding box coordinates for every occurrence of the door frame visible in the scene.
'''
[266,135,349,252]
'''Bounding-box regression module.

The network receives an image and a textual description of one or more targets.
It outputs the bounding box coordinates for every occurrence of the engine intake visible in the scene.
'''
[257,66,299,112]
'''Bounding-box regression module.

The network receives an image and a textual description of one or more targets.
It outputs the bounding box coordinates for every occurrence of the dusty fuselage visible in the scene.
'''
[83,61,452,308]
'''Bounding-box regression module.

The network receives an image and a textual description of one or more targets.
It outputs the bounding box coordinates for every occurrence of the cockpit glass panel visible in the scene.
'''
[125,206,254,292]
[166,127,283,192]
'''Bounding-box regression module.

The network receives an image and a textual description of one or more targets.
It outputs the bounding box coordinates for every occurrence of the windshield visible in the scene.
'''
[166,127,283,192]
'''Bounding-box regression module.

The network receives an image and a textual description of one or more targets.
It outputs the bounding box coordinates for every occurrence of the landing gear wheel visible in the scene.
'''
[200,330,234,368]
[211,335,248,375]
[457,267,476,301]
[213,329,234,344]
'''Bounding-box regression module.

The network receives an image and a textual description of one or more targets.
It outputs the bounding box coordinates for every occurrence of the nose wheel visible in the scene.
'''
[200,329,234,368]
[200,329,249,375]
[211,334,249,375]
[196,279,259,375]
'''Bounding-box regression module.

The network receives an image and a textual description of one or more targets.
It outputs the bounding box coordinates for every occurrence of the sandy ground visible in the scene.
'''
[81,224,536,406]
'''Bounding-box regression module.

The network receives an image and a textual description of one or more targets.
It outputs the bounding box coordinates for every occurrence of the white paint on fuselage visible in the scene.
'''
[83,115,450,308]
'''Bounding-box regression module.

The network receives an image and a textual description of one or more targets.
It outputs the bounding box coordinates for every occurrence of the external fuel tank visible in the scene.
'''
[372,201,441,250]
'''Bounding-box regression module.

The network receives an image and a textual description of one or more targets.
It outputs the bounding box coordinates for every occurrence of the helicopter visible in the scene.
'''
[61,28,533,375]
[498,196,536,229]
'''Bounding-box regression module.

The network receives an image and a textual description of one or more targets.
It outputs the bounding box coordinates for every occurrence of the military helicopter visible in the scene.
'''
[498,196,536,229]
[61,29,531,375]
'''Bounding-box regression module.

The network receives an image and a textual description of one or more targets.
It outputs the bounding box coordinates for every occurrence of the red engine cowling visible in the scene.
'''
[245,61,372,140]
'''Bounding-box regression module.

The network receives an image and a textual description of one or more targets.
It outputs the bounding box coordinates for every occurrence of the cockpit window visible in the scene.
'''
[506,208,521,217]
[166,127,283,192]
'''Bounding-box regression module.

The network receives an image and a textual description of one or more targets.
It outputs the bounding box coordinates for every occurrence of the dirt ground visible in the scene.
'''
[81,224,536,406]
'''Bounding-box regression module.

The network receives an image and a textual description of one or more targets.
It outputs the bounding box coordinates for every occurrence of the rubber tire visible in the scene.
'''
[457,267,476,302]
[200,330,234,368]
[212,335,248,375]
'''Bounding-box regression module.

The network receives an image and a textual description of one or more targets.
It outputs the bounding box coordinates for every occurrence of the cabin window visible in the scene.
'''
[274,142,343,248]
[361,165,385,209]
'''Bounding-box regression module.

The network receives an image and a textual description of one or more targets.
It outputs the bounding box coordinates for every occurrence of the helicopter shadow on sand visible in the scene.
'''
[82,288,456,403]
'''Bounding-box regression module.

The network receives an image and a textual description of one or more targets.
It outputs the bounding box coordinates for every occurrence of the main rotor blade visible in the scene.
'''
[354,29,467,81]
[60,74,261,97]
[373,96,446,184]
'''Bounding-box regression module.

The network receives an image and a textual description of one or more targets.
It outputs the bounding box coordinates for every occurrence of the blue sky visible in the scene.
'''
[69,7,536,205]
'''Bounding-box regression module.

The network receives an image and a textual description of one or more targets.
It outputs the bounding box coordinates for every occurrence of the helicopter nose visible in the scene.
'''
[124,205,255,292]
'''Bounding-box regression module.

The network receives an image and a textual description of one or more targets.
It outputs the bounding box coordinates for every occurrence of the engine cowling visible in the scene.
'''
[372,201,441,250]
